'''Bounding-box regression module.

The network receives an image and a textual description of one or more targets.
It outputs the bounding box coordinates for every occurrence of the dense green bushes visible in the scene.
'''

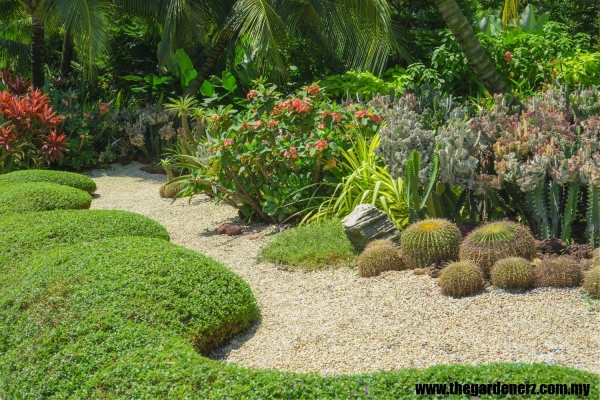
[0,182,92,214]
[0,209,169,266]
[0,169,97,193]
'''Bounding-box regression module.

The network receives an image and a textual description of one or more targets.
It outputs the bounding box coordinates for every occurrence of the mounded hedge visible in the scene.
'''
[0,182,92,214]
[0,169,97,193]
[0,237,597,397]
[0,209,170,267]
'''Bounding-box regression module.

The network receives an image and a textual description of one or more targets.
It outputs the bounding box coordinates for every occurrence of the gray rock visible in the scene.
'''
[341,204,400,251]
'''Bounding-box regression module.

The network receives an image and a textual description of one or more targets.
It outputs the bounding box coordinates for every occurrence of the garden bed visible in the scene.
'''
[88,163,599,375]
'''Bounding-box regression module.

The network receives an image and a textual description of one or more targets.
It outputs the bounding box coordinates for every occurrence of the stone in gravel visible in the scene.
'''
[217,223,230,235]
[535,238,565,255]
[413,268,428,275]
[341,204,400,251]
[428,265,443,278]
[564,243,594,260]
[226,225,243,236]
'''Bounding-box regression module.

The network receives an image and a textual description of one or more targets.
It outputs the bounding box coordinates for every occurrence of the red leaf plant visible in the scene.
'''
[41,130,67,162]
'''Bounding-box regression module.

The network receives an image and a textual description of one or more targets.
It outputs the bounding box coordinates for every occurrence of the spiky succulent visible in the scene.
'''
[534,255,582,288]
[438,261,484,297]
[583,266,600,298]
[459,221,536,278]
[400,219,461,269]
[490,257,534,290]
[356,240,403,277]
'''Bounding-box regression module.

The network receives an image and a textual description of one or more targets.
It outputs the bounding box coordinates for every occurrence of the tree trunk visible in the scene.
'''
[184,35,231,96]
[60,32,74,81]
[31,14,45,89]
[434,0,509,95]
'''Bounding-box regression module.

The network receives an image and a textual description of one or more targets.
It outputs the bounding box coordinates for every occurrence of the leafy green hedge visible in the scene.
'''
[0,209,170,267]
[0,182,92,214]
[0,169,97,193]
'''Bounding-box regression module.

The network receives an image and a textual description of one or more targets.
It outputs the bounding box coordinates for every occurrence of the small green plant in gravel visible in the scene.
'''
[0,182,92,214]
[0,209,170,267]
[356,240,403,277]
[0,169,97,193]
[261,219,356,269]
[534,256,583,288]
[583,266,600,299]
[400,219,461,269]
[490,257,535,290]
[460,222,536,278]
[438,261,485,297]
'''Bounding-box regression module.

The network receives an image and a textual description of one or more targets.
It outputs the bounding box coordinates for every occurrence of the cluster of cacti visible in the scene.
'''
[436,119,481,191]
[356,240,403,277]
[490,257,534,290]
[438,261,484,297]
[533,256,583,288]
[400,219,462,269]
[459,221,536,278]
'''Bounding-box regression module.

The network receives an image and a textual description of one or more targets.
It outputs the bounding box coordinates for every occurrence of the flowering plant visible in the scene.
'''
[0,74,66,172]
[175,83,382,222]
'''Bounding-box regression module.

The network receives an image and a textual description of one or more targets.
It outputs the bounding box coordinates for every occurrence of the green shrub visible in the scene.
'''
[0,182,92,214]
[490,257,535,290]
[400,219,462,269]
[438,261,485,297]
[0,238,597,397]
[583,266,600,299]
[0,209,170,267]
[356,240,403,277]
[0,169,97,193]
[460,222,536,278]
[534,255,583,288]
[261,219,356,269]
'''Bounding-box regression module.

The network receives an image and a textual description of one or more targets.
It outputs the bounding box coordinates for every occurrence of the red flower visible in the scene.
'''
[284,146,298,160]
[99,102,110,115]
[247,90,257,101]
[368,113,382,125]
[41,130,67,162]
[331,112,342,122]
[253,120,262,130]
[223,138,234,147]
[316,139,328,151]
[504,51,513,63]
[354,110,368,118]
[268,119,277,128]
[305,84,320,96]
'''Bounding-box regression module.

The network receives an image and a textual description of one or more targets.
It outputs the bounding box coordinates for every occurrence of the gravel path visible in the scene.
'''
[89,162,600,375]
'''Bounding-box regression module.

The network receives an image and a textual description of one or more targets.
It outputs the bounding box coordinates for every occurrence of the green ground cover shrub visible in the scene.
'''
[0,169,97,193]
[0,182,92,214]
[261,219,356,269]
[0,209,170,267]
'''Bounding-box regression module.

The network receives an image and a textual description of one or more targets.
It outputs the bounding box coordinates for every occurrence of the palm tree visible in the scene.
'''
[0,0,111,88]
[434,0,509,95]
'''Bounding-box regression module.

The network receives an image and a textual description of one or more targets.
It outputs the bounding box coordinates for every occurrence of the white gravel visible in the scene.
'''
[88,162,600,375]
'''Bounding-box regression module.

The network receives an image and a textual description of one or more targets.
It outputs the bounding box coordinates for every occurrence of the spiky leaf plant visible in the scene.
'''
[490,257,534,290]
[583,266,600,299]
[459,221,536,278]
[534,256,583,288]
[438,261,484,297]
[357,240,403,277]
[400,219,461,269]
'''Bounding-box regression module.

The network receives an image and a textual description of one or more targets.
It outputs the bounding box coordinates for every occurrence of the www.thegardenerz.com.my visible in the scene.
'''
[415,382,591,397]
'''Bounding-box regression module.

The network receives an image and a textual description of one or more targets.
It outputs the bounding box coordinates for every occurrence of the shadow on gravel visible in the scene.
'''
[207,318,262,361]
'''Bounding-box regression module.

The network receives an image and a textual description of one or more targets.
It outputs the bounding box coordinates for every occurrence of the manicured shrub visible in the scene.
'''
[0,209,169,266]
[0,169,97,193]
[534,255,583,288]
[583,266,600,299]
[438,261,485,297]
[261,219,356,269]
[0,237,259,355]
[356,240,403,277]
[0,182,92,214]
[490,257,534,290]
[459,221,536,278]
[400,219,462,269]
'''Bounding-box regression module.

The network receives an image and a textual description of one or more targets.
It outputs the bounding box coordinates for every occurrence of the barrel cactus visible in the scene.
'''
[490,257,534,290]
[357,240,403,277]
[400,219,462,269]
[534,255,582,288]
[438,261,484,297]
[459,221,536,278]
[583,266,600,298]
